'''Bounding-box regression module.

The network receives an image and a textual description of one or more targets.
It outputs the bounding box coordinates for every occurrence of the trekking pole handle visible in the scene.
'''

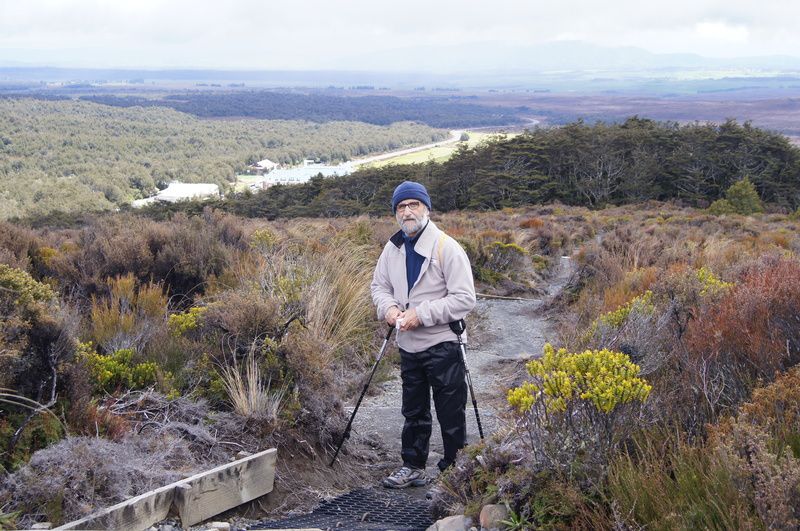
[449,319,466,336]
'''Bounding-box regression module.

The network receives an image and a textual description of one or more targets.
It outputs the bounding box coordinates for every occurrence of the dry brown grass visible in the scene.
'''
[90,273,167,354]
[218,346,286,421]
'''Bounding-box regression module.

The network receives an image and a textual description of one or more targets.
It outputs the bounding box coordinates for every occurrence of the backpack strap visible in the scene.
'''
[436,231,448,264]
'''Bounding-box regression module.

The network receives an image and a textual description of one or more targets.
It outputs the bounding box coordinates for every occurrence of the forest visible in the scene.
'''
[156,117,800,220]
[0,97,446,220]
[80,90,525,128]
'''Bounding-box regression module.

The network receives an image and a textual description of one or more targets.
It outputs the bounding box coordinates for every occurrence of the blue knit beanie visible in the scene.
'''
[392,181,432,212]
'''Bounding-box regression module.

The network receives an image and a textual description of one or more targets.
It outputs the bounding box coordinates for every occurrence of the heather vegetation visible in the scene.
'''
[0,98,446,219]
[1,198,799,528]
[432,204,800,530]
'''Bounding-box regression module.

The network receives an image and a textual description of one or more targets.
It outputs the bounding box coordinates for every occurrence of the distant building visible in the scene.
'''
[131,182,220,208]
[248,158,279,175]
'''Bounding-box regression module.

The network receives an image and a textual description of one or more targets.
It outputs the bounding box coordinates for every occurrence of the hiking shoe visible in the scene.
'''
[383,466,428,488]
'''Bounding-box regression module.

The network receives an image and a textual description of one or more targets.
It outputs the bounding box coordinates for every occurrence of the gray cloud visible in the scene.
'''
[0,0,798,69]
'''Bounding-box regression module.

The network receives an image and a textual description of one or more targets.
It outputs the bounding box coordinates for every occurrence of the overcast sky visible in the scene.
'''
[1,0,799,70]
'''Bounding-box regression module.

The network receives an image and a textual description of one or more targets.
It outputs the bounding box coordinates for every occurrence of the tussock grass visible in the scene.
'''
[607,434,760,530]
[303,243,375,361]
[217,347,286,420]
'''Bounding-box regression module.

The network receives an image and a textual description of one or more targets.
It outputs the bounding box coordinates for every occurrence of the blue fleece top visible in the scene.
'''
[402,223,428,296]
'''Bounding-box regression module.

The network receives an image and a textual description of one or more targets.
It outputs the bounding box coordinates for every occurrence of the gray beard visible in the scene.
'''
[399,214,429,235]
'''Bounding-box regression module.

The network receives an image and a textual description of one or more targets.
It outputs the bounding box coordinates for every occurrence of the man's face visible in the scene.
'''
[395,200,429,236]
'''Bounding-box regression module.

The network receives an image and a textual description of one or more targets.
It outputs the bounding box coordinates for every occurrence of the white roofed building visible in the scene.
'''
[131,182,220,208]
[249,158,279,174]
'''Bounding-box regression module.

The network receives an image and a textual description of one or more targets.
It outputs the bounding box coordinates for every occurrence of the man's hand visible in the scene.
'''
[385,306,401,326]
[397,307,421,331]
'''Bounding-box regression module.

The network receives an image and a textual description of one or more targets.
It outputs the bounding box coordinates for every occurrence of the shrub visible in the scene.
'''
[79,344,160,394]
[707,198,737,215]
[89,274,167,353]
[519,216,545,229]
[201,288,283,359]
[0,410,65,472]
[0,435,200,527]
[507,344,651,478]
[726,177,764,215]
[606,433,760,530]
[716,421,800,529]
[167,306,207,337]
[0,265,77,400]
[486,241,528,274]
[598,290,654,329]
[684,256,800,414]
[0,264,56,309]
[734,365,800,455]
[152,214,230,297]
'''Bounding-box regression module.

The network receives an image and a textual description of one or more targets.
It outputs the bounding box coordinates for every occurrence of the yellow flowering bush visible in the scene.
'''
[0,264,56,309]
[167,306,207,337]
[598,291,655,329]
[78,343,160,393]
[695,267,733,296]
[509,344,651,415]
[579,291,656,346]
[250,227,280,251]
[507,343,652,473]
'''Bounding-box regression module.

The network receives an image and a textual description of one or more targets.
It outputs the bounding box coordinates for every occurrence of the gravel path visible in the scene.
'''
[349,256,576,482]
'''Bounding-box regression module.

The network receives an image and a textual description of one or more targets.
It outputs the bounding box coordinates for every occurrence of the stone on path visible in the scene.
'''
[426,514,471,531]
[480,503,509,530]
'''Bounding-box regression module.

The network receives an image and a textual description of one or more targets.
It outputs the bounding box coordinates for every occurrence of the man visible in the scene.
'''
[371,180,476,488]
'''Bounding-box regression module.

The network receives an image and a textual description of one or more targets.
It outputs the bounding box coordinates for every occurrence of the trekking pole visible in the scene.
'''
[329,325,395,467]
[449,319,484,440]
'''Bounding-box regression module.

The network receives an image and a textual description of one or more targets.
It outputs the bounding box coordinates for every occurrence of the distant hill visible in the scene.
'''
[79,91,524,128]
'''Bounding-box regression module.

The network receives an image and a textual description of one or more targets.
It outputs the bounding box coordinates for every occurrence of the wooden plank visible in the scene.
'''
[54,482,175,531]
[55,448,278,530]
[174,448,277,527]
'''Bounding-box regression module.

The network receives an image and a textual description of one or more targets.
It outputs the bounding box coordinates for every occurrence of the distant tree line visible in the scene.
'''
[0,98,445,220]
[80,91,525,128]
[151,118,800,219]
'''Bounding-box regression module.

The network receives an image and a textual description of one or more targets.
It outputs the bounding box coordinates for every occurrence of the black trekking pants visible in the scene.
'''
[399,341,467,471]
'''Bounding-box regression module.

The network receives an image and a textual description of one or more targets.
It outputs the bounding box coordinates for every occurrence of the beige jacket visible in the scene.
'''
[371,220,476,352]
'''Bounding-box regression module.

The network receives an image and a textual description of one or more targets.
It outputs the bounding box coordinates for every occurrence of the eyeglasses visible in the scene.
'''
[396,200,422,212]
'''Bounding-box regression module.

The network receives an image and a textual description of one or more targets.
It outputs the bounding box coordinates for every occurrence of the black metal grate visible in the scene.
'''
[250,487,434,531]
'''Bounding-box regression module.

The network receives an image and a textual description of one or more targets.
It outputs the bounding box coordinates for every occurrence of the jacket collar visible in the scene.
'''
[389,220,440,258]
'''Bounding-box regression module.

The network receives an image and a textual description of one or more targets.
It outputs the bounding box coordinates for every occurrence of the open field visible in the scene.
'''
[360,131,519,168]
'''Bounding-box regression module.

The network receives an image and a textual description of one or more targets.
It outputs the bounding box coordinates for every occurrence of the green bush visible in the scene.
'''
[167,306,207,337]
[79,344,160,393]
[726,177,764,215]
[0,264,56,309]
[707,198,737,215]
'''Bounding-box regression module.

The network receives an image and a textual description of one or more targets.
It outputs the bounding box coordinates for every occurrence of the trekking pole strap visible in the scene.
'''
[449,319,466,336]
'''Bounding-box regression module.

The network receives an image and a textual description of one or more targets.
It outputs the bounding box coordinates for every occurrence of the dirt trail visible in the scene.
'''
[349,256,576,480]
